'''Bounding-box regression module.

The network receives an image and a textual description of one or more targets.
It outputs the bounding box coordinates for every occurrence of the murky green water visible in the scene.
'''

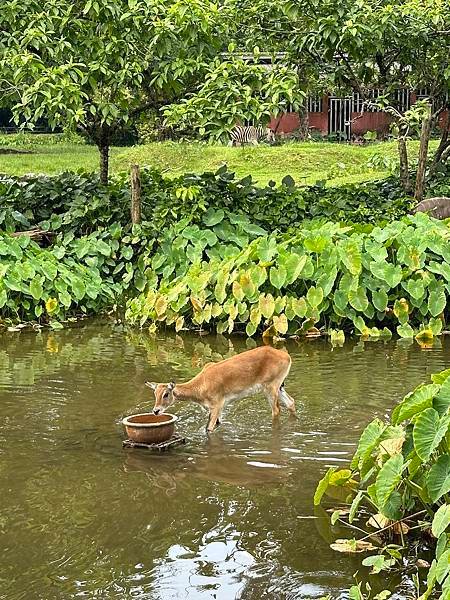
[1,324,449,600]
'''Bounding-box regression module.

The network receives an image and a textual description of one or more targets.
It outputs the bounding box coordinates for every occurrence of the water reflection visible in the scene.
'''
[0,324,449,599]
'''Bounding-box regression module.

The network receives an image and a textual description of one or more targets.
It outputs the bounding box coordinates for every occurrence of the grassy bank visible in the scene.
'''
[0,134,437,186]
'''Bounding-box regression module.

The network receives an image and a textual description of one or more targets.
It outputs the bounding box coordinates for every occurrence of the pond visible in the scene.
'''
[1,324,449,600]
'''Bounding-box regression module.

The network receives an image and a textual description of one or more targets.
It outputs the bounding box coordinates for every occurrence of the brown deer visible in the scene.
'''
[146,346,296,433]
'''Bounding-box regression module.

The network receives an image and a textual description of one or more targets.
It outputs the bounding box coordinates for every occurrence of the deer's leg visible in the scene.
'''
[265,386,281,419]
[206,402,223,433]
[279,385,296,416]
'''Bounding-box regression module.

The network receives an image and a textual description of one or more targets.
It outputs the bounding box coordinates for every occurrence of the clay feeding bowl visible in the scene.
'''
[122,413,178,444]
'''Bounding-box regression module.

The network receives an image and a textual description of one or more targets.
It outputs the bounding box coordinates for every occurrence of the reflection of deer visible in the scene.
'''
[123,427,291,487]
[146,346,296,433]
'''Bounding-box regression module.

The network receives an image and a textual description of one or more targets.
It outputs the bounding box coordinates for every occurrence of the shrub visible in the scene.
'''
[0,166,417,239]
[125,213,450,338]
[0,234,120,325]
[0,219,160,325]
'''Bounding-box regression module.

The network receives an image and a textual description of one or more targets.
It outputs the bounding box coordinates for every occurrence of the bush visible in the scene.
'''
[314,368,450,599]
[0,234,120,325]
[125,213,450,338]
[0,218,161,326]
[0,166,416,239]
[1,164,448,328]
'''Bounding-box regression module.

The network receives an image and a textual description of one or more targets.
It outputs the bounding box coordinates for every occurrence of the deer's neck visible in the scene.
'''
[173,380,202,404]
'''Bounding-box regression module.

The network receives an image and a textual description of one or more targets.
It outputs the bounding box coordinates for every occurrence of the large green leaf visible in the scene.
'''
[339,239,362,275]
[432,369,450,385]
[282,253,307,284]
[314,467,336,505]
[245,321,257,337]
[370,261,403,288]
[435,549,450,585]
[257,237,278,262]
[333,289,348,313]
[349,490,364,524]
[434,377,450,416]
[392,384,439,424]
[307,285,324,308]
[29,276,44,300]
[413,408,450,462]
[397,323,414,338]
[348,286,369,312]
[402,279,425,301]
[427,455,450,503]
[428,287,446,317]
[269,265,287,290]
[71,277,86,301]
[364,238,387,262]
[374,454,404,513]
[203,208,225,226]
[372,289,388,312]
[432,504,450,538]
[393,298,409,324]
[381,490,402,521]
[351,418,386,470]
[259,294,275,319]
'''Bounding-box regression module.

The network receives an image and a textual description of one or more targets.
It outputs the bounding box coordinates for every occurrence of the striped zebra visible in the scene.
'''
[229,125,275,146]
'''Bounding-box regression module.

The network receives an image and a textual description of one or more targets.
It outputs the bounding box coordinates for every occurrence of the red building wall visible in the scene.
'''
[350,112,391,136]
[269,96,449,138]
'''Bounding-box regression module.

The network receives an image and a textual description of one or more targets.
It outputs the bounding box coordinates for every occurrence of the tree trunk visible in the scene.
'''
[414,113,432,202]
[99,144,110,185]
[298,107,309,140]
[130,164,142,225]
[398,136,411,194]
[429,111,450,175]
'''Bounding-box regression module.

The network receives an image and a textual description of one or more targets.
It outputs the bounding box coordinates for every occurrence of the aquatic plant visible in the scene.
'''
[314,368,450,599]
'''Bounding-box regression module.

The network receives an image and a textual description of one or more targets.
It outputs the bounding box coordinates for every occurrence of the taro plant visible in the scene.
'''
[125,213,450,339]
[0,234,121,326]
[313,368,450,599]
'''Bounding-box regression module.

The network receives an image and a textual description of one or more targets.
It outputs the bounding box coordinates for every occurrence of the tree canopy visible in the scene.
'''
[1,0,229,181]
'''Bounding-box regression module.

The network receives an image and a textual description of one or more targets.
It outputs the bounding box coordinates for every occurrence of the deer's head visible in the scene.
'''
[145,381,176,415]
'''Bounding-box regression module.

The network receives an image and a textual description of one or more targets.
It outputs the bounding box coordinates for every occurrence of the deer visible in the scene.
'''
[145,346,296,433]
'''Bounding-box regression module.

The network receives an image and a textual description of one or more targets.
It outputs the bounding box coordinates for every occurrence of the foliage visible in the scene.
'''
[0,132,84,147]
[230,0,450,195]
[0,165,448,329]
[0,0,229,180]
[0,215,163,326]
[0,233,120,326]
[163,54,304,141]
[314,369,450,599]
[125,212,450,338]
[0,0,310,179]
[0,165,417,237]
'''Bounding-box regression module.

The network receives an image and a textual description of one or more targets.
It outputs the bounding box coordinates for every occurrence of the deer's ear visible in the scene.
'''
[145,381,158,391]
[167,381,176,391]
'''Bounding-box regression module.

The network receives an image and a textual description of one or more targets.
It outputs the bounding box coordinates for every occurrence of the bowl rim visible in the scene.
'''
[122,412,178,428]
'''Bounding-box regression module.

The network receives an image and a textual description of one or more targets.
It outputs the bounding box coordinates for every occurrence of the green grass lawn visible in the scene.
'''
[0,134,436,186]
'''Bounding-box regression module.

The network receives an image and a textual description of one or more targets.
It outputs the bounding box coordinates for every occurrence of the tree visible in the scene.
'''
[292,0,450,199]
[163,53,304,140]
[0,0,227,183]
[231,0,450,198]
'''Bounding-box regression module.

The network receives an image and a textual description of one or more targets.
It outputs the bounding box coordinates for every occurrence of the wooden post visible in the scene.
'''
[414,113,432,202]
[398,135,411,194]
[130,164,142,225]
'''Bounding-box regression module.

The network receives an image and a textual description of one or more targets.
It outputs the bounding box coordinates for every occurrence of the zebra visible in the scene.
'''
[228,125,275,146]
